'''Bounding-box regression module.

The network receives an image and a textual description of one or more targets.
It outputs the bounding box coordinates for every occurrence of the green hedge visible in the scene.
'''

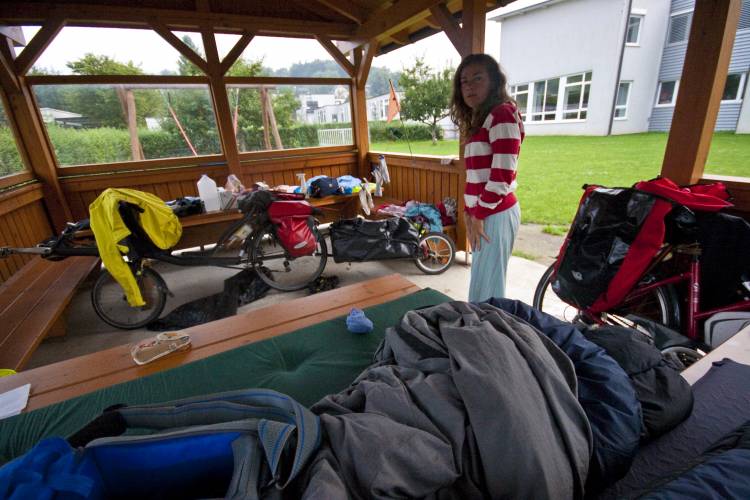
[0,121,443,173]
[368,121,441,142]
[0,127,24,177]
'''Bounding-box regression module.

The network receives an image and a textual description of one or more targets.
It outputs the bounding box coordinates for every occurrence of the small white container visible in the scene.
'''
[197,174,220,212]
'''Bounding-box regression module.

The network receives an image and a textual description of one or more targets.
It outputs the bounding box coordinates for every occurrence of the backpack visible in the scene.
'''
[309,177,341,197]
[0,389,320,499]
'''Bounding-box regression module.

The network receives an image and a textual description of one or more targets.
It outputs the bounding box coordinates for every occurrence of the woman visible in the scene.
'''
[450,54,524,302]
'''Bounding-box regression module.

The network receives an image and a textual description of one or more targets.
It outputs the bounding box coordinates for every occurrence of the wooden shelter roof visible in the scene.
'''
[0,0,512,54]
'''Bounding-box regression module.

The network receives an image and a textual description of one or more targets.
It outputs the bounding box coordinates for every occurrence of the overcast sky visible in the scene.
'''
[18,2,547,75]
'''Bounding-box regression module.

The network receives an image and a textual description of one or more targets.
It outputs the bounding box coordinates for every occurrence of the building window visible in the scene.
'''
[531,78,559,122]
[668,11,692,45]
[656,80,678,106]
[739,0,750,31]
[512,84,529,120]
[722,73,746,101]
[615,81,631,119]
[562,72,592,120]
[626,15,643,45]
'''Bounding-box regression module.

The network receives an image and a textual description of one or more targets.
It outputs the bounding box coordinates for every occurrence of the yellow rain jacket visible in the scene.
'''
[89,188,182,307]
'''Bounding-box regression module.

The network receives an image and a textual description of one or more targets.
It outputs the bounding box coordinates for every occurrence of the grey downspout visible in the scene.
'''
[608,0,634,136]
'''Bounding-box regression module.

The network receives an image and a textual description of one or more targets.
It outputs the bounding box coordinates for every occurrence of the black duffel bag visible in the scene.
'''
[330,217,420,263]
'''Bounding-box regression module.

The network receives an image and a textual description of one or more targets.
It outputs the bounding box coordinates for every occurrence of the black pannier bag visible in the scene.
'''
[330,217,420,263]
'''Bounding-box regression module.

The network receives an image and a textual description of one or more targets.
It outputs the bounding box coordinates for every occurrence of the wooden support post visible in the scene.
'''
[352,41,377,178]
[201,28,243,178]
[0,44,71,230]
[125,89,144,161]
[661,0,741,185]
[316,35,356,77]
[219,32,254,75]
[264,88,283,149]
[462,0,486,56]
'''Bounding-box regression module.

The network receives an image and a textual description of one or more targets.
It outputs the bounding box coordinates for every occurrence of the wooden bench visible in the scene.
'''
[0,256,100,371]
[0,274,420,412]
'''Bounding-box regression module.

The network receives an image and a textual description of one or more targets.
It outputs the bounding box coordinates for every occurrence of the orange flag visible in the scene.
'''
[386,79,400,123]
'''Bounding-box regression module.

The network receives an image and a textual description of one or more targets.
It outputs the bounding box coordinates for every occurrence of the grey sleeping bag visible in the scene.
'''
[295,301,593,499]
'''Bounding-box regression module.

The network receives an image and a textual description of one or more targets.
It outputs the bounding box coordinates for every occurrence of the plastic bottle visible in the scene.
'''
[197,174,220,212]
[296,173,308,198]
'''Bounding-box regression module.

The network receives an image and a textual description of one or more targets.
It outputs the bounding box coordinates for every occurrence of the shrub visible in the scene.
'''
[0,128,25,177]
[368,121,440,142]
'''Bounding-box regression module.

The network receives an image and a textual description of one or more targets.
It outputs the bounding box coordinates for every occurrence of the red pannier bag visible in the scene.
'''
[552,177,732,313]
[267,200,317,257]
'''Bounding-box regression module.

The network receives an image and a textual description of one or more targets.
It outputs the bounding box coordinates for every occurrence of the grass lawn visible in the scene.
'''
[371,132,750,225]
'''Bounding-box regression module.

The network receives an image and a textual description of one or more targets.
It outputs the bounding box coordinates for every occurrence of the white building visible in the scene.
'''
[491,0,750,135]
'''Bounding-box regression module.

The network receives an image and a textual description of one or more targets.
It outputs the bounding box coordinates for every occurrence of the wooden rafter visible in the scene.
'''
[201,28,221,74]
[219,32,254,75]
[389,28,411,45]
[151,21,208,74]
[422,15,441,30]
[0,36,20,92]
[357,0,442,41]
[314,0,367,24]
[315,35,355,77]
[429,3,468,57]
[0,3,357,39]
[355,40,378,89]
[14,17,64,75]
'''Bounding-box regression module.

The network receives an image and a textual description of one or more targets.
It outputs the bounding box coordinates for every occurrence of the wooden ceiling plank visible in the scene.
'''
[315,0,367,24]
[315,35,356,77]
[151,21,209,74]
[357,0,443,41]
[429,3,468,57]
[14,17,64,75]
[220,32,254,75]
[0,3,357,39]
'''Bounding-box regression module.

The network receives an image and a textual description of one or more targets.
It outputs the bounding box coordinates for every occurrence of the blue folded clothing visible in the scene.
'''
[346,308,373,334]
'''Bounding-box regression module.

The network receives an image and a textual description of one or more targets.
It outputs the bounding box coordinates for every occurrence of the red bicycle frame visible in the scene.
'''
[605,245,750,340]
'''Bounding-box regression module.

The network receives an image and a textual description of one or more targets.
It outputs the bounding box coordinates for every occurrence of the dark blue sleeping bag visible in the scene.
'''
[486,298,642,493]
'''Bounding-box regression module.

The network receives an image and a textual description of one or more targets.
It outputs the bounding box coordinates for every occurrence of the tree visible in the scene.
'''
[176,36,204,76]
[398,58,453,144]
[367,66,402,98]
[62,53,163,128]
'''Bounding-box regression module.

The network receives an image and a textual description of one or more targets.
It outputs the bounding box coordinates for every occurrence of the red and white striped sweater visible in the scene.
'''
[463,102,524,220]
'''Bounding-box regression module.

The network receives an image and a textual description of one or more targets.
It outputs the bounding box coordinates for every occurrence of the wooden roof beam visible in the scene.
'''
[219,31,254,75]
[462,0,486,55]
[389,28,411,45]
[14,16,64,75]
[0,3,357,39]
[357,0,443,42]
[429,3,468,57]
[151,21,208,74]
[314,0,368,24]
[355,39,378,89]
[316,35,356,77]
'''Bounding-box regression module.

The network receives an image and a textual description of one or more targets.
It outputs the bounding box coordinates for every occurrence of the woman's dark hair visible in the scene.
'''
[450,54,513,137]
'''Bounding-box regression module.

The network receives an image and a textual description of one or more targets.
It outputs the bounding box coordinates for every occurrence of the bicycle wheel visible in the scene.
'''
[414,232,455,275]
[92,266,168,329]
[251,226,327,291]
[533,264,682,329]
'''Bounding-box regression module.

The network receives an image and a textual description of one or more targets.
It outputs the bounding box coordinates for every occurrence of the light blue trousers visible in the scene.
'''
[468,203,521,302]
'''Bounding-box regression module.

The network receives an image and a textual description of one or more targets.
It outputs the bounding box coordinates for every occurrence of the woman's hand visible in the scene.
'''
[467,214,490,251]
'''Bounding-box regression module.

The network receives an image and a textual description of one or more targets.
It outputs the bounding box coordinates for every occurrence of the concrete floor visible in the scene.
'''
[27,225,567,369]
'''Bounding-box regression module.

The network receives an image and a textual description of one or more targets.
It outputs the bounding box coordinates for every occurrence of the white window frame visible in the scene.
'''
[530,78,561,122]
[667,9,693,46]
[655,80,679,107]
[614,81,632,120]
[561,71,592,121]
[722,73,746,102]
[626,14,644,46]
[511,83,529,121]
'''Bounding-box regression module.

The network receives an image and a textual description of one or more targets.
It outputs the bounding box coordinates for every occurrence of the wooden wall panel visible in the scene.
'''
[0,183,54,283]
